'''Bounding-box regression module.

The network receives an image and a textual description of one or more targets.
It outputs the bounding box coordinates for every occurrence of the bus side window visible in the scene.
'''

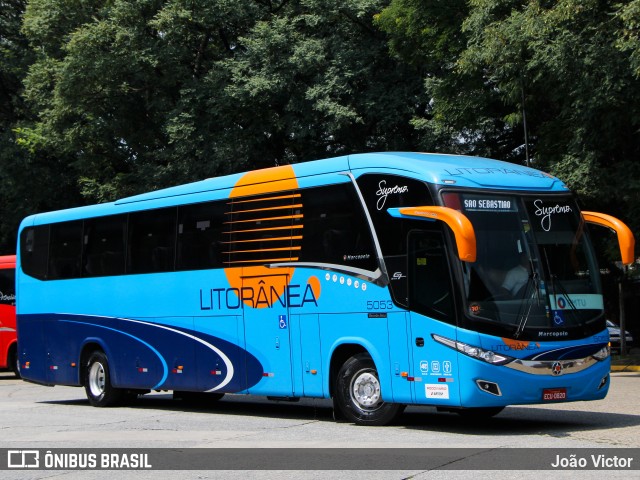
[48,221,83,280]
[176,201,226,270]
[0,268,15,305]
[82,215,126,277]
[299,184,377,272]
[20,226,50,280]
[127,208,177,274]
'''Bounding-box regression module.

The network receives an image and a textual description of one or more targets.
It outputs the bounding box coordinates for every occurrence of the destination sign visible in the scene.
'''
[461,195,518,213]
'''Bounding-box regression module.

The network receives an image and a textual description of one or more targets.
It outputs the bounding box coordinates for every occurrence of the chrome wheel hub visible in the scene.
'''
[351,370,381,410]
[88,362,106,397]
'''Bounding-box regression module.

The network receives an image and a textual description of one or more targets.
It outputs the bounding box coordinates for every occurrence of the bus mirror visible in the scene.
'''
[582,211,636,265]
[387,206,477,262]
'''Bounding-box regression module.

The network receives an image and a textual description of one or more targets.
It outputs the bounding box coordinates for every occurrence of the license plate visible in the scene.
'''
[543,388,567,401]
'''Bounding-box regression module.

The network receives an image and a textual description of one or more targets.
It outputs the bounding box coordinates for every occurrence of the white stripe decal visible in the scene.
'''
[121,318,235,392]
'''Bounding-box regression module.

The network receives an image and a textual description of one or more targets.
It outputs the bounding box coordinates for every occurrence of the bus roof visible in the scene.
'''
[21,152,567,226]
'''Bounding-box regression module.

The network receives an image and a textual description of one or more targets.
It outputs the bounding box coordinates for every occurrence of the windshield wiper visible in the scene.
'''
[541,247,580,326]
[513,261,539,339]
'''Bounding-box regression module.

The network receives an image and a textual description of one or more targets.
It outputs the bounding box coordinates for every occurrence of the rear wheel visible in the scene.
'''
[84,351,124,407]
[334,353,404,426]
[8,344,20,378]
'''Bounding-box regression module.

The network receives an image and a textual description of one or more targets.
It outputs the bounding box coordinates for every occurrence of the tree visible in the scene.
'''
[0,0,82,251]
[17,0,427,204]
[377,0,640,243]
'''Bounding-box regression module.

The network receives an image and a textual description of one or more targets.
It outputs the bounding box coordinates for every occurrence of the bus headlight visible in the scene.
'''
[591,345,610,361]
[432,334,514,366]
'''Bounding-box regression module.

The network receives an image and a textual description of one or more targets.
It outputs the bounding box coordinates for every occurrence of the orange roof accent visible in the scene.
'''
[230,165,298,198]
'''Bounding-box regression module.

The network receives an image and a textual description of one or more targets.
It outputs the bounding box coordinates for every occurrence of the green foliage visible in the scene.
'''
[14,0,425,210]
[1,0,639,260]
[378,0,640,251]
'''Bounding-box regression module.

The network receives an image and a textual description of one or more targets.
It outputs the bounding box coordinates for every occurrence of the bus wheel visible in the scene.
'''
[334,353,404,426]
[9,345,20,379]
[84,351,123,407]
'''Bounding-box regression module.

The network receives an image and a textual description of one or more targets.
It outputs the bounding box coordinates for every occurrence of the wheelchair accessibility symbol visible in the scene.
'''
[279,315,288,329]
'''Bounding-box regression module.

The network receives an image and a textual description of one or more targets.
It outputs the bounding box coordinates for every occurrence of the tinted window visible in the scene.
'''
[20,226,50,280]
[299,183,377,272]
[177,201,226,270]
[127,208,177,274]
[0,268,15,305]
[83,215,126,277]
[408,230,455,323]
[357,174,434,304]
[48,221,83,280]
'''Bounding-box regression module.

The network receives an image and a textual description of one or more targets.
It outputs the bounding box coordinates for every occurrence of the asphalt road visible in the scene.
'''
[1,371,639,479]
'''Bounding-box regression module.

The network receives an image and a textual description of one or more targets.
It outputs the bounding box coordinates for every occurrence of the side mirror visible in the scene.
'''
[387,206,476,262]
[582,211,636,265]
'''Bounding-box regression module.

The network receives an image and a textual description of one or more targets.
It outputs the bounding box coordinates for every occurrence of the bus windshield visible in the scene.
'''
[443,192,603,340]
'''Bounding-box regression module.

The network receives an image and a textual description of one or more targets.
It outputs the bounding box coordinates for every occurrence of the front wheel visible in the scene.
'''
[84,351,124,407]
[334,353,404,426]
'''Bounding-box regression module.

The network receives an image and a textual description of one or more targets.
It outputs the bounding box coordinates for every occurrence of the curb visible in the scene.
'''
[611,365,640,372]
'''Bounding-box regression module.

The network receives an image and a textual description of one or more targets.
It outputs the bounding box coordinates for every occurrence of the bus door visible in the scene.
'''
[242,272,294,396]
[407,230,461,406]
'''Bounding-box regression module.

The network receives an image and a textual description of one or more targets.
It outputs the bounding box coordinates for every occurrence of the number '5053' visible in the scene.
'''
[367,300,393,310]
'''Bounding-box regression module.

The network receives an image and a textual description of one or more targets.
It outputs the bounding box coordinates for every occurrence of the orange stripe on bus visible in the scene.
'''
[224,246,301,255]
[225,204,303,215]
[230,193,301,204]
[225,214,303,224]
[224,225,303,234]
[220,235,303,245]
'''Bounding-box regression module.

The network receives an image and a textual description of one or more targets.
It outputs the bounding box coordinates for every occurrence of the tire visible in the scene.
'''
[84,351,124,407]
[8,344,20,379]
[334,353,404,426]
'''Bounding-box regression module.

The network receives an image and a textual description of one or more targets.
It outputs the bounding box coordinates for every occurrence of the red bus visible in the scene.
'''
[0,255,18,377]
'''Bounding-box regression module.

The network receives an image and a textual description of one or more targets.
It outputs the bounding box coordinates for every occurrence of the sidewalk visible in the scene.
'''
[610,352,640,372]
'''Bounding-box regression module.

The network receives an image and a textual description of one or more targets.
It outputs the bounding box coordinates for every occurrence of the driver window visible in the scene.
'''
[408,230,455,323]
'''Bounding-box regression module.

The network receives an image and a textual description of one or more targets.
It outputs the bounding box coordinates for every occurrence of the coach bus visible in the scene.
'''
[0,255,18,377]
[16,152,635,425]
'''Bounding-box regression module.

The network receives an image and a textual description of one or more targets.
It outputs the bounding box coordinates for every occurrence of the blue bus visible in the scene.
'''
[16,152,635,425]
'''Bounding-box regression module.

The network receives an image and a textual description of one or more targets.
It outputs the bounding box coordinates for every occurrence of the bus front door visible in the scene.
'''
[242,272,294,396]
[407,230,461,406]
